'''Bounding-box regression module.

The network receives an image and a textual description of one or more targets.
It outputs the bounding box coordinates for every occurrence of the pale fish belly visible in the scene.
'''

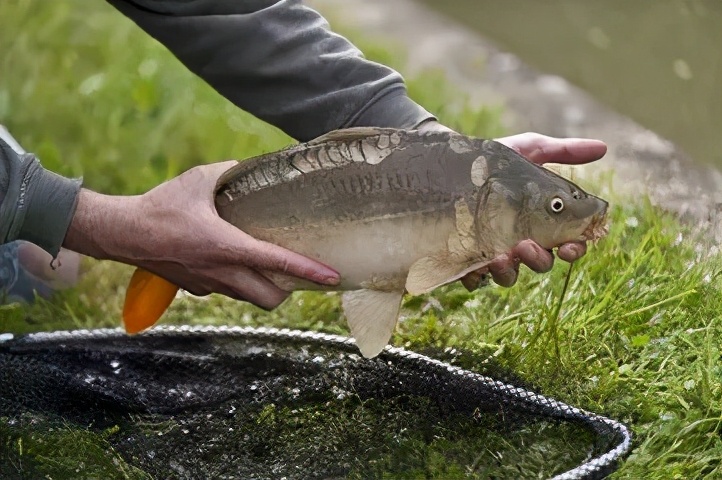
[246,212,457,292]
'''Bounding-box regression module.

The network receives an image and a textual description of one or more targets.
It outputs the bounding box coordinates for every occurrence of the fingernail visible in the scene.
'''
[317,270,341,286]
[532,242,548,257]
[567,244,584,260]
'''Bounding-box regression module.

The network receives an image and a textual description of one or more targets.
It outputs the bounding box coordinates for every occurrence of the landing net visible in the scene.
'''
[0,325,631,479]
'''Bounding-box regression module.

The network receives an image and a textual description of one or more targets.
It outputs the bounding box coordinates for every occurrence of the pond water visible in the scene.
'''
[420,0,722,169]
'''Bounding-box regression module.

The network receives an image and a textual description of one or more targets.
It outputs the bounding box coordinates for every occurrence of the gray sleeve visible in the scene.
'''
[106,0,434,141]
[0,137,82,258]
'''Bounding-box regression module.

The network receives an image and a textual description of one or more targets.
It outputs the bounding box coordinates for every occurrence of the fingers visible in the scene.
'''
[512,240,555,273]
[216,266,290,310]
[481,241,554,289]
[235,235,340,287]
[461,239,587,291]
[460,269,490,291]
[180,218,339,303]
[557,241,587,263]
[496,132,607,166]
[486,254,520,288]
[174,264,290,310]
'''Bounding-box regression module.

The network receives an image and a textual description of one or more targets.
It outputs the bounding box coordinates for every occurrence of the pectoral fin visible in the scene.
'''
[406,255,491,295]
[123,268,179,334]
[342,289,404,358]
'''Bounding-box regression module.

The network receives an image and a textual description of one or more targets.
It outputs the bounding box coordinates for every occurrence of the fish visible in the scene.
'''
[122,127,608,358]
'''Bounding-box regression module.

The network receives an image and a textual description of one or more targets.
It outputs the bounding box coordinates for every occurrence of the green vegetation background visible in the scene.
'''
[2,0,722,478]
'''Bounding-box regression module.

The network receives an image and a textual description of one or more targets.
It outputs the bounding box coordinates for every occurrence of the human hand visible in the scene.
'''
[64,161,340,309]
[468,132,607,289]
[416,121,607,289]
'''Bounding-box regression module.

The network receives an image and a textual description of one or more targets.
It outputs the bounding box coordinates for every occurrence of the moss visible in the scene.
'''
[0,417,148,479]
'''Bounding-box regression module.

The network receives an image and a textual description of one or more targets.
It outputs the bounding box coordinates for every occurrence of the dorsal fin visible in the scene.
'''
[306,127,402,145]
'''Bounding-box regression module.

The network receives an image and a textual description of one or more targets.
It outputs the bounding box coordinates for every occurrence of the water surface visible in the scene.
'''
[421,0,722,168]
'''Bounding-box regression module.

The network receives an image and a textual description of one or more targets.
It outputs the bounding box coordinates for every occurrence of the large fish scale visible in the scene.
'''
[216,129,483,228]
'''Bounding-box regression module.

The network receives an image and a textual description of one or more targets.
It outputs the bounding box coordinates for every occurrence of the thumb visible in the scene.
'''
[496,133,607,165]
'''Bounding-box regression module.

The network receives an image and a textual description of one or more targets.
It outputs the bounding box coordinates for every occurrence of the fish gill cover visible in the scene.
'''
[0,326,630,479]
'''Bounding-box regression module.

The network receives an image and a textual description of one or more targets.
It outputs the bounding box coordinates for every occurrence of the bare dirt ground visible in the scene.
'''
[311,0,722,244]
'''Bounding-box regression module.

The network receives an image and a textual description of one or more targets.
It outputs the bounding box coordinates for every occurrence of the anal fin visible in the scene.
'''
[342,289,404,358]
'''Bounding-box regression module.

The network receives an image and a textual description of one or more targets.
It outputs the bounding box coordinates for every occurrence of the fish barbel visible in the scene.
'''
[123,127,608,357]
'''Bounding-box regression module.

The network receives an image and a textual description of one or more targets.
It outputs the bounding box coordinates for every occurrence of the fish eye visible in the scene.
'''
[550,197,565,213]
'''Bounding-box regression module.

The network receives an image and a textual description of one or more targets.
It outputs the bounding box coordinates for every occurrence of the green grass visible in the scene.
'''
[2,0,722,479]
[1,420,147,480]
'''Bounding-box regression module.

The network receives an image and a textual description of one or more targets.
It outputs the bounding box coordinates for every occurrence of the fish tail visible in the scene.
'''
[123,268,179,334]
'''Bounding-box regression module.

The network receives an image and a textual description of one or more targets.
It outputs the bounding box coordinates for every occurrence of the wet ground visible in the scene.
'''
[311,0,722,244]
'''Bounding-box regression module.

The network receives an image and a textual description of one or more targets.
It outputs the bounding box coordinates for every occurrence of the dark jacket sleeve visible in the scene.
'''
[0,135,82,258]
[106,0,434,141]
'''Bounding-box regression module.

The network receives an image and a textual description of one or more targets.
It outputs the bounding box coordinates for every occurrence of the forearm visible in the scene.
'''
[62,189,144,262]
[107,0,434,141]
[0,135,81,259]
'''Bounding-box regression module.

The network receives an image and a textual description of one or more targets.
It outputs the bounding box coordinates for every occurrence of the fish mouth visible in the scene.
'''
[580,211,609,242]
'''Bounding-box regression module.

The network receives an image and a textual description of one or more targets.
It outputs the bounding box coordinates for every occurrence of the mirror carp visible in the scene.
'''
[123,127,608,358]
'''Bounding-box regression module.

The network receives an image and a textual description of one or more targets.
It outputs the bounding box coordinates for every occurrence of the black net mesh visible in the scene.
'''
[0,326,631,479]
